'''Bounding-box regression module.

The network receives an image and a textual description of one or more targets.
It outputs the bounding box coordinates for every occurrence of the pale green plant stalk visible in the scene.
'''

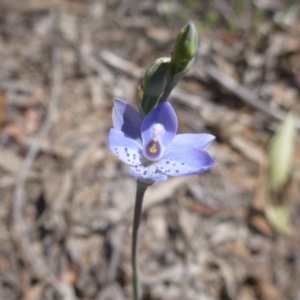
[131,180,149,300]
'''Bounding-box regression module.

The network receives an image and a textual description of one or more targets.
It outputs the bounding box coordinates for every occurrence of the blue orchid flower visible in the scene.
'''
[108,98,216,184]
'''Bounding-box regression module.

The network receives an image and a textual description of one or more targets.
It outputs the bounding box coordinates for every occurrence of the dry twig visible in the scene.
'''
[203,64,300,130]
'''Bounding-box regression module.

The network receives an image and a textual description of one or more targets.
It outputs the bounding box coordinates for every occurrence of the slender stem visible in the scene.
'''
[159,82,175,103]
[132,180,149,300]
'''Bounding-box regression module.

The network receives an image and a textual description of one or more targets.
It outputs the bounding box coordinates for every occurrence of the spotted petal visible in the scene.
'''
[129,162,168,184]
[141,102,177,149]
[108,129,145,165]
[156,148,216,176]
[113,98,143,141]
[166,133,215,152]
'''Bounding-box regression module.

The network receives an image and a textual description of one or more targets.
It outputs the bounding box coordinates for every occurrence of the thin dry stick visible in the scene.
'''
[13,48,76,300]
[203,64,300,130]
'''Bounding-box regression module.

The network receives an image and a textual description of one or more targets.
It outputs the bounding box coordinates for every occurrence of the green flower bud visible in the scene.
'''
[169,21,198,83]
[140,57,171,115]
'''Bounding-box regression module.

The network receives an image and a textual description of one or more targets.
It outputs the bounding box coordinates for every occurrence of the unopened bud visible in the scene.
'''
[140,57,170,115]
[169,21,198,82]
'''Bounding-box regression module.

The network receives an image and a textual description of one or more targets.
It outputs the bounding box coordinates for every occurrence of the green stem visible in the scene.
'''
[159,82,176,103]
[132,180,149,300]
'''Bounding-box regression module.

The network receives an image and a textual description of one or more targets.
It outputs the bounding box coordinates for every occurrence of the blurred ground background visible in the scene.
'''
[0,0,300,299]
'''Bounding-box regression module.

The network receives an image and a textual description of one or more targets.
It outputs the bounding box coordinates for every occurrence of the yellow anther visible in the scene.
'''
[149,144,157,154]
[148,140,159,155]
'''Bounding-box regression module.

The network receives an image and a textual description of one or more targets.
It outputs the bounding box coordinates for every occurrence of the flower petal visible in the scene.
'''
[156,149,216,176]
[166,133,215,152]
[141,102,177,148]
[113,98,143,140]
[108,129,145,165]
[129,162,168,184]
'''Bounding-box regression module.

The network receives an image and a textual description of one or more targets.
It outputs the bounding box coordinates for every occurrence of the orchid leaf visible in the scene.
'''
[268,113,296,190]
[265,205,293,235]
